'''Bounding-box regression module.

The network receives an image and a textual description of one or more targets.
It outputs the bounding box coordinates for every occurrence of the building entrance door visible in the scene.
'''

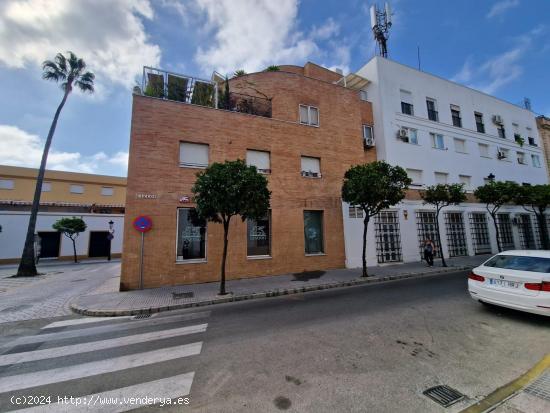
[38,232,61,258]
[89,231,110,258]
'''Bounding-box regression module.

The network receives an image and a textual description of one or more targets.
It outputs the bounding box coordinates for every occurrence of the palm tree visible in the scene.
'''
[16,52,94,277]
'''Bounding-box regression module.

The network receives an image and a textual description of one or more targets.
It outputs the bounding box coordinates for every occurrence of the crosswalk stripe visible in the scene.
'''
[8,372,194,413]
[3,311,210,347]
[0,342,202,393]
[42,316,134,329]
[0,323,208,367]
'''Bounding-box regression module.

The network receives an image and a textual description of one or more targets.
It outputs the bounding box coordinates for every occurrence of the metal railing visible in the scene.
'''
[141,67,272,118]
[142,67,218,108]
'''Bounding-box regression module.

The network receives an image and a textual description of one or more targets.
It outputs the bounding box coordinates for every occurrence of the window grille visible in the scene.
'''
[517,214,536,249]
[495,213,515,250]
[375,210,402,263]
[469,213,491,254]
[445,212,468,257]
[416,211,441,259]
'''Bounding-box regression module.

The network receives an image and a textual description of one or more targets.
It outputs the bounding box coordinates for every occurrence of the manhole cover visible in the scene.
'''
[423,385,465,407]
[172,292,194,299]
[133,314,151,319]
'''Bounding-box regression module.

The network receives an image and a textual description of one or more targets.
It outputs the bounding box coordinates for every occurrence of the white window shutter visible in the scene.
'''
[180,142,209,167]
[246,150,270,171]
[301,156,320,173]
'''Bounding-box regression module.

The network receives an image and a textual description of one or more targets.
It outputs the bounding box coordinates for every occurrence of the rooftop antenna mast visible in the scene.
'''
[370,2,392,58]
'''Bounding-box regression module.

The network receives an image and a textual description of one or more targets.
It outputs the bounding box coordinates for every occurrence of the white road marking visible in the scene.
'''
[0,323,207,367]
[8,372,194,413]
[0,342,202,393]
[42,317,133,329]
[4,311,210,347]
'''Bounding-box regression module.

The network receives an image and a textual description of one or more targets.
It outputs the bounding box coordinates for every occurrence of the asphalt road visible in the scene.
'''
[0,269,549,412]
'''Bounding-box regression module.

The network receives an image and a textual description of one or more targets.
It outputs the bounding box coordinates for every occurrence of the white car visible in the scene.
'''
[468,250,550,316]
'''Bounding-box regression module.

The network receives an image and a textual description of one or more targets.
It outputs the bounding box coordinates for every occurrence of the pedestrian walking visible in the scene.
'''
[423,239,435,267]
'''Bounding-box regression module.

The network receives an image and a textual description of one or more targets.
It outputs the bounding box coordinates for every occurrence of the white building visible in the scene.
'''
[343,57,548,268]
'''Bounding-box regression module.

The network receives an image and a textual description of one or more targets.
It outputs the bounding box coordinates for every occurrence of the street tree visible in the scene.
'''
[17,52,94,276]
[192,160,271,295]
[515,184,550,250]
[342,161,411,277]
[420,183,467,267]
[474,181,519,252]
[52,217,87,263]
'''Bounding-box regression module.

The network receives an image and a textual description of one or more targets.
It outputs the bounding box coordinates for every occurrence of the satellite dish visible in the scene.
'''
[370,5,377,29]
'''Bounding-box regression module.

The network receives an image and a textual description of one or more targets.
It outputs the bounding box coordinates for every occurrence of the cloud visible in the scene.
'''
[0,0,161,90]
[487,0,520,19]
[0,124,128,176]
[193,0,344,75]
[451,26,545,94]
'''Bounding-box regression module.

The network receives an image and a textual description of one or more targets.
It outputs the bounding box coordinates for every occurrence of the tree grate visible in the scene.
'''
[172,292,194,299]
[423,385,465,407]
[133,314,151,319]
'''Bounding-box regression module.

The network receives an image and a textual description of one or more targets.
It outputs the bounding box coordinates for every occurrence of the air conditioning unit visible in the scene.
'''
[493,115,503,125]
[364,137,375,148]
[397,127,409,142]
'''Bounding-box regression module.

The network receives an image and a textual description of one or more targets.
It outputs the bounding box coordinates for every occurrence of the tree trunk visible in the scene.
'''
[491,213,502,253]
[219,217,230,295]
[435,210,447,267]
[361,214,370,277]
[72,238,77,263]
[16,90,70,277]
[536,209,549,250]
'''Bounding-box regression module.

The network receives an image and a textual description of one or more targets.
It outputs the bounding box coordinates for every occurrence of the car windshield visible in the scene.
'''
[484,255,550,273]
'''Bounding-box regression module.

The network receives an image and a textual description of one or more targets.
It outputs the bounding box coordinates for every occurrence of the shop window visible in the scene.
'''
[304,210,324,254]
[177,208,206,261]
[247,213,271,256]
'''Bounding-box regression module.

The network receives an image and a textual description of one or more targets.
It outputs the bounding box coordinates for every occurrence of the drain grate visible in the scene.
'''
[172,292,194,299]
[133,314,151,319]
[524,371,550,401]
[423,385,465,407]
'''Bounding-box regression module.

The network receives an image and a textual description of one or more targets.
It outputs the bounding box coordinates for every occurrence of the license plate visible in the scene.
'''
[489,278,519,289]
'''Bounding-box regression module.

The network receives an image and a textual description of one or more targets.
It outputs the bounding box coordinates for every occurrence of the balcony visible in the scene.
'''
[140,67,272,118]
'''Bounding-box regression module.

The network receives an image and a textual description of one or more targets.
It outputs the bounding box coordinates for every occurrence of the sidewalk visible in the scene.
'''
[71,255,487,316]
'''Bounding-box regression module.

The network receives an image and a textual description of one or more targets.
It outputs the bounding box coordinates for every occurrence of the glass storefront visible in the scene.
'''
[177,208,206,261]
[304,210,324,254]
[247,213,271,256]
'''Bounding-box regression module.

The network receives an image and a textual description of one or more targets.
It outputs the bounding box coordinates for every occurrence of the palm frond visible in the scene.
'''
[42,60,66,82]
[75,80,94,93]
[54,53,67,74]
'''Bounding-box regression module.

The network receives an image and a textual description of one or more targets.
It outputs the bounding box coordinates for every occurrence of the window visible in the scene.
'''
[247,213,271,257]
[246,150,270,174]
[363,125,374,143]
[0,179,14,190]
[375,211,402,263]
[304,210,324,254]
[348,206,364,219]
[400,90,413,115]
[301,156,321,178]
[180,142,209,168]
[434,172,448,185]
[70,184,84,194]
[459,175,471,189]
[41,182,52,192]
[430,133,445,150]
[299,104,319,126]
[177,208,206,261]
[359,90,368,101]
[101,186,114,196]
[454,138,467,153]
[528,136,537,146]
[497,147,509,161]
[450,105,462,127]
[475,112,485,133]
[532,154,541,168]
[426,98,438,121]
[406,169,423,186]
[400,127,418,144]
[484,255,550,273]
[478,143,490,158]
[517,152,526,165]
[497,124,506,139]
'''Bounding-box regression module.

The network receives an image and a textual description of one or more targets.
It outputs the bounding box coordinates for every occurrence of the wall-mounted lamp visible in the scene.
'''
[403,210,408,220]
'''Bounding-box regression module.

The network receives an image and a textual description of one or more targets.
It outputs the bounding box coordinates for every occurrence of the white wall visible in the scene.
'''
[0,211,124,260]
[357,57,548,188]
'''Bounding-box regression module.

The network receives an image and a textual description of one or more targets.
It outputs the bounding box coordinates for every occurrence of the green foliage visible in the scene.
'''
[233,69,247,77]
[265,65,280,71]
[190,81,214,107]
[474,181,518,212]
[192,160,271,223]
[341,161,411,217]
[52,217,87,239]
[514,134,525,147]
[421,183,467,209]
[42,51,95,93]
[515,184,550,210]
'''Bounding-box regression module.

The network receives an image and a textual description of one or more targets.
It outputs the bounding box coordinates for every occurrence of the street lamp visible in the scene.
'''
[107,220,115,261]
[487,173,495,182]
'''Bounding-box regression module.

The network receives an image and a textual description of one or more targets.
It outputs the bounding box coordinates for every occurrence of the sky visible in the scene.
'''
[0,0,549,177]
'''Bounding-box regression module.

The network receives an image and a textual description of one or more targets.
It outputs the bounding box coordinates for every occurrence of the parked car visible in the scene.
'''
[468,250,550,316]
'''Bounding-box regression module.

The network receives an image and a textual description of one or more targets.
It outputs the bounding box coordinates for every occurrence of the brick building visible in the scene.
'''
[121,63,374,290]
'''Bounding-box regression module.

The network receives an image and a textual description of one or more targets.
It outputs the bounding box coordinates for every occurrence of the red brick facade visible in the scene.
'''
[121,66,374,290]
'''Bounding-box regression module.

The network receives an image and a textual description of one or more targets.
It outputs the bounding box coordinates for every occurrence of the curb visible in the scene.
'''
[459,353,550,413]
[70,266,471,317]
